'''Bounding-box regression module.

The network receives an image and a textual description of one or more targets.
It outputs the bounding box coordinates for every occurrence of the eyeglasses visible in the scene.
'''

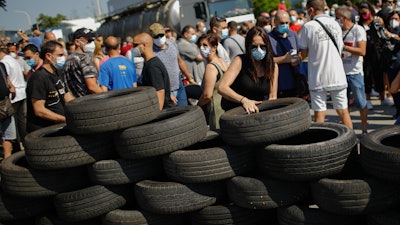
[251,44,267,50]
[132,42,144,48]
[154,34,165,39]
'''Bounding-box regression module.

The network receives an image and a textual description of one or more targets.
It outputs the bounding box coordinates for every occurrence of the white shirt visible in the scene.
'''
[298,14,348,91]
[0,55,26,103]
[342,24,366,75]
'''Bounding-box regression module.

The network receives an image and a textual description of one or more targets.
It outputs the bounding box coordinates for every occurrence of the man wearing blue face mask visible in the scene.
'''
[23,44,43,80]
[269,10,303,98]
[177,25,205,85]
[26,41,74,132]
[209,16,231,66]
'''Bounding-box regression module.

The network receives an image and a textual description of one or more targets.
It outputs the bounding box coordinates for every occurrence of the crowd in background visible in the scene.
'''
[1,0,400,159]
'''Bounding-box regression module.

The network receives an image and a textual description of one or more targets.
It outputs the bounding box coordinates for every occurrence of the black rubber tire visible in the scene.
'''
[360,125,400,182]
[163,146,254,183]
[35,215,102,225]
[134,180,216,214]
[0,192,52,221]
[277,205,365,225]
[183,130,226,150]
[0,151,89,198]
[366,209,400,225]
[226,176,309,209]
[88,158,163,185]
[24,123,115,170]
[114,106,207,159]
[219,98,311,146]
[102,209,187,225]
[54,185,133,222]
[257,122,357,181]
[189,204,269,225]
[311,177,400,215]
[65,87,160,134]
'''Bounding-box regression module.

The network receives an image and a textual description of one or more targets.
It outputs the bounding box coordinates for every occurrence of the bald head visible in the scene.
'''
[44,31,56,42]
[133,33,155,61]
[104,36,120,56]
[274,10,290,24]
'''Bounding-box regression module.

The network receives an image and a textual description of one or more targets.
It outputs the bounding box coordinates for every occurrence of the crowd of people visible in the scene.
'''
[1,0,400,159]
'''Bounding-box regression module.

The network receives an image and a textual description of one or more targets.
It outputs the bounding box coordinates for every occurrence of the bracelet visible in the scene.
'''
[240,96,245,103]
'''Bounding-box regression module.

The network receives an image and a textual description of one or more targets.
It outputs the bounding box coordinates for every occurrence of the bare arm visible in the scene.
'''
[156,89,165,110]
[218,56,262,114]
[197,64,218,106]
[85,77,105,93]
[269,63,279,100]
[7,78,16,100]
[100,85,108,92]
[344,41,366,56]
[178,54,196,84]
[32,98,66,123]
[64,92,75,103]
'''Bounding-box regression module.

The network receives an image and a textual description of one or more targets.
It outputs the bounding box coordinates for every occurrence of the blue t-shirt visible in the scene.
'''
[98,56,137,90]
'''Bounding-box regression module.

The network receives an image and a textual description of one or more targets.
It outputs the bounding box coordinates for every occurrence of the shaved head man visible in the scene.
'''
[98,36,137,91]
[133,33,173,109]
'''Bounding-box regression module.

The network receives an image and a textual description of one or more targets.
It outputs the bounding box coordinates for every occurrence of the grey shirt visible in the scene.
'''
[177,38,205,84]
[223,34,245,61]
[154,40,181,91]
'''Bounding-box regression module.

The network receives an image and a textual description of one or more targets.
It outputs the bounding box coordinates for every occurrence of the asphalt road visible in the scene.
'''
[312,95,397,136]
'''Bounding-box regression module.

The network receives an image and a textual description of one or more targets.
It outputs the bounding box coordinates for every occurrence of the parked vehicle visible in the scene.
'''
[97,0,255,38]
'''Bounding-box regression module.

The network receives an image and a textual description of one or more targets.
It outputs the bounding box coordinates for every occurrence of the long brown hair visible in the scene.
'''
[244,26,275,84]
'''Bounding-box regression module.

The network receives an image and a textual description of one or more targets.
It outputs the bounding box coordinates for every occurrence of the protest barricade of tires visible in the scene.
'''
[0,91,399,224]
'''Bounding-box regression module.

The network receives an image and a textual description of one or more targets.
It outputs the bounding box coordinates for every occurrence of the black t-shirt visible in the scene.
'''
[0,63,9,100]
[140,56,173,108]
[26,67,67,132]
[221,54,270,111]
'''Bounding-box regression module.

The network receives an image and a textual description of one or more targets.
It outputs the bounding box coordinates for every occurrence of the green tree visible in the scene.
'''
[253,0,294,16]
[36,13,67,30]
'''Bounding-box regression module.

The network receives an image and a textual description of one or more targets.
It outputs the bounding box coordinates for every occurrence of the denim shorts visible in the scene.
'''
[347,73,367,109]
[310,88,348,111]
[1,116,17,140]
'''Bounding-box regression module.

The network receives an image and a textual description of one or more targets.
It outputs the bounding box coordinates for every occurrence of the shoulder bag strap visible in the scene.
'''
[342,24,355,41]
[209,62,223,81]
[228,37,245,54]
[315,19,340,54]
[0,63,9,89]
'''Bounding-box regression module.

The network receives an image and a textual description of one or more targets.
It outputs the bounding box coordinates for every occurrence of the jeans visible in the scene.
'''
[171,79,188,107]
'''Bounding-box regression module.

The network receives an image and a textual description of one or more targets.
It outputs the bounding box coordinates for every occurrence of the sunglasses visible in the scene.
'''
[154,34,165,39]
[132,42,144,48]
[251,44,267,50]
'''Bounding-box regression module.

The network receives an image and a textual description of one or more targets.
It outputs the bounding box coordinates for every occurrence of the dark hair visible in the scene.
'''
[256,16,271,27]
[181,25,195,36]
[22,44,39,53]
[210,16,226,29]
[197,33,219,48]
[227,21,238,31]
[245,26,275,84]
[39,41,62,60]
[306,0,325,11]
[357,1,376,24]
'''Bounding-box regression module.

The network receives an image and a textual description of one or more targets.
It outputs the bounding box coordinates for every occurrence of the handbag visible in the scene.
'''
[0,64,14,122]
[275,38,309,97]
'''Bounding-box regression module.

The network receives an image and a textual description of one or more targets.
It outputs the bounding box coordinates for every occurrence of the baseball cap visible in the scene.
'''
[73,28,96,41]
[149,23,165,37]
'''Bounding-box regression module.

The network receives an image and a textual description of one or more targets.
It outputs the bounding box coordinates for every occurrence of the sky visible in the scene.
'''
[0,0,109,31]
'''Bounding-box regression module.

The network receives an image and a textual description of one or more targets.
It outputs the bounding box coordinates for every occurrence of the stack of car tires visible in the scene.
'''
[0,88,398,225]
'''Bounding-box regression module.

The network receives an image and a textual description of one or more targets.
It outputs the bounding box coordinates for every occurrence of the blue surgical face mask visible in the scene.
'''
[54,56,66,70]
[202,27,207,34]
[221,28,229,40]
[277,24,289,34]
[190,34,198,43]
[26,59,37,67]
[290,16,297,22]
[251,46,267,61]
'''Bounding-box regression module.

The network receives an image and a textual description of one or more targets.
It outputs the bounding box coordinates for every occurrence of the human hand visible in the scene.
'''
[170,94,178,105]
[241,97,262,114]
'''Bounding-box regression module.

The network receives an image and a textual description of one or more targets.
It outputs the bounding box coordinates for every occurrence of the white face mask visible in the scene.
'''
[263,25,272,33]
[153,35,167,47]
[200,46,211,58]
[390,19,400,28]
[83,41,95,53]
[9,52,17,58]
